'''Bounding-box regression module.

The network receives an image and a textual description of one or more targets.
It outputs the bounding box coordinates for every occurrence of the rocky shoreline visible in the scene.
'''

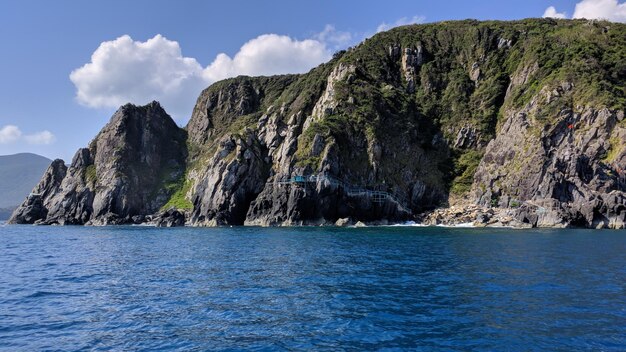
[16,203,624,229]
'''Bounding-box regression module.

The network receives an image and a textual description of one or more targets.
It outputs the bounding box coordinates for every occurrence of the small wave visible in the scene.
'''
[23,291,65,299]
[388,221,428,227]
[386,221,475,228]
[436,222,475,228]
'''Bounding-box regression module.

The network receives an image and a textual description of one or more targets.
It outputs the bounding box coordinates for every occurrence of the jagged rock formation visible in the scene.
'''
[473,104,626,228]
[8,159,67,224]
[10,102,187,225]
[11,19,626,228]
[148,208,186,227]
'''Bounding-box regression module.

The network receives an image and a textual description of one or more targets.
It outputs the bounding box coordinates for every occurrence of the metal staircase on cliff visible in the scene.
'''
[271,173,410,211]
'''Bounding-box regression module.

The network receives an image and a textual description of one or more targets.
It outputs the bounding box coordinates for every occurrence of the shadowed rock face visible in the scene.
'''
[11,19,626,228]
[473,104,626,229]
[8,159,67,224]
[188,131,271,226]
[87,102,187,224]
[184,65,421,226]
[9,102,187,225]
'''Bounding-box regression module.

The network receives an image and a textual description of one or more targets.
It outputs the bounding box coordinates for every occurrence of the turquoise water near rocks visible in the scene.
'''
[1,225,625,351]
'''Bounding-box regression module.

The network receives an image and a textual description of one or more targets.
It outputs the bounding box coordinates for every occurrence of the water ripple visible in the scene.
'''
[0,226,625,351]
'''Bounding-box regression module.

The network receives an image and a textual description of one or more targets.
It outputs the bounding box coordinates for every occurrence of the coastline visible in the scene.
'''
[7,206,625,229]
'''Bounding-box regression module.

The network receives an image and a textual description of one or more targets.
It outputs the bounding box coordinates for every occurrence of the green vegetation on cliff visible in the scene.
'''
[186,59,341,163]
[84,164,97,187]
[304,18,624,197]
[161,173,193,211]
[186,18,625,213]
[14,19,624,227]
[450,150,484,195]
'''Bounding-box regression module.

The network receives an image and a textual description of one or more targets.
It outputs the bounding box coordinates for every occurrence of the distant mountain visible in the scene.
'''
[0,153,52,216]
[0,207,14,220]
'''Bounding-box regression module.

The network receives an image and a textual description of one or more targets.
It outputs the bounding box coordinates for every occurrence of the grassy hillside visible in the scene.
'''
[301,18,625,197]
[181,19,625,217]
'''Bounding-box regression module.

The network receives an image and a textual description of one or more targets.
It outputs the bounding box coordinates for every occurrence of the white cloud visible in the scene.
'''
[573,0,626,22]
[72,17,442,122]
[70,33,333,121]
[0,125,22,144]
[24,130,56,145]
[543,0,626,22]
[70,34,207,121]
[0,125,55,145]
[70,16,437,122]
[314,24,353,50]
[543,6,567,18]
[203,34,331,83]
[377,15,426,33]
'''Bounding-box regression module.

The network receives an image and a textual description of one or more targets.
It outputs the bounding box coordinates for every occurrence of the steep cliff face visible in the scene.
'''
[185,56,423,226]
[181,19,624,227]
[473,101,626,228]
[7,159,67,224]
[12,19,626,228]
[10,102,187,225]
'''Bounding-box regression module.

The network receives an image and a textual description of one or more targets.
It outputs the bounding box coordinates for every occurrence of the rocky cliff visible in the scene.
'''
[10,102,187,225]
[11,19,626,228]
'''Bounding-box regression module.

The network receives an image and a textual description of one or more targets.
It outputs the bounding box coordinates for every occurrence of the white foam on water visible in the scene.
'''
[437,222,475,228]
[385,221,476,228]
[387,221,426,227]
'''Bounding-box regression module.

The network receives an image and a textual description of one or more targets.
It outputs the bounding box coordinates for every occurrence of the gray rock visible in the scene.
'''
[131,215,146,224]
[10,101,187,225]
[152,208,185,227]
[310,134,326,157]
[454,126,481,149]
[497,37,513,49]
[473,103,626,229]
[335,217,351,227]
[401,45,424,93]
[9,194,47,224]
[9,159,67,224]
[189,131,270,226]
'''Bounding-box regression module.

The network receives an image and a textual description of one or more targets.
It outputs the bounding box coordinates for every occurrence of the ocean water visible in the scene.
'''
[0,225,625,351]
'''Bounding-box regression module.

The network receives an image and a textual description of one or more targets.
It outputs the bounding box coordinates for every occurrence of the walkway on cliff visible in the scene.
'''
[270,173,410,211]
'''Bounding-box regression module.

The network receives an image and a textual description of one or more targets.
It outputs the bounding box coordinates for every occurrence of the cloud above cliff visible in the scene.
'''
[573,0,626,21]
[0,125,55,145]
[202,34,331,82]
[543,0,626,22]
[313,25,353,50]
[70,33,332,121]
[376,15,426,32]
[70,35,207,121]
[543,6,567,18]
[69,15,431,122]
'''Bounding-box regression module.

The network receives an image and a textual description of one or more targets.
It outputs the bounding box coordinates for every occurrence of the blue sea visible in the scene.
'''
[0,225,625,351]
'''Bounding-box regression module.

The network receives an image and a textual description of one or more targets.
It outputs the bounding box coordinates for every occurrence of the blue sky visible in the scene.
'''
[0,0,623,161]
